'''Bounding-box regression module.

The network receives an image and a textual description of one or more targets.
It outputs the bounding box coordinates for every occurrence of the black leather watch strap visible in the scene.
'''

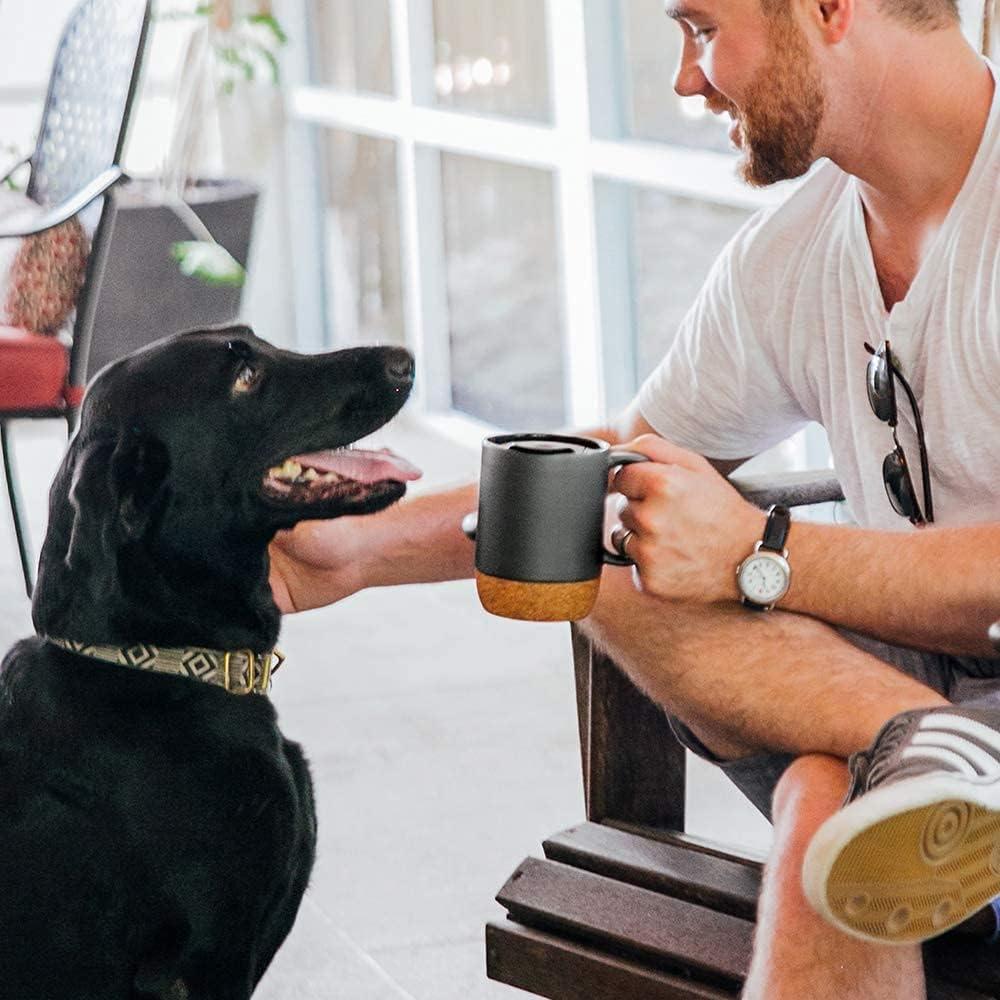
[761,504,791,552]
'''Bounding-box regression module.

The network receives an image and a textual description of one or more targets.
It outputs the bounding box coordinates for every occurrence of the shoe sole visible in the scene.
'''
[802,773,1000,944]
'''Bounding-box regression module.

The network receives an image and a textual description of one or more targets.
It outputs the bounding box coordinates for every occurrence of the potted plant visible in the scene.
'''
[86,0,288,376]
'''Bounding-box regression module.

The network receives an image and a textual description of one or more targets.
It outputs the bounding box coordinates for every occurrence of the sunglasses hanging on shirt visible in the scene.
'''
[864,339,934,526]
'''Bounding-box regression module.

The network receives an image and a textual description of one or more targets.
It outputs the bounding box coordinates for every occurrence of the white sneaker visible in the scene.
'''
[803,706,1000,944]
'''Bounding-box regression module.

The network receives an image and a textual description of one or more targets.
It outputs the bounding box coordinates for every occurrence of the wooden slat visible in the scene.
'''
[543,822,760,920]
[486,922,735,1000]
[496,856,753,985]
[494,853,998,999]
[646,826,767,867]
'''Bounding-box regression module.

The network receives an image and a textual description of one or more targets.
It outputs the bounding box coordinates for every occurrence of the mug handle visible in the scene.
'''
[602,450,650,566]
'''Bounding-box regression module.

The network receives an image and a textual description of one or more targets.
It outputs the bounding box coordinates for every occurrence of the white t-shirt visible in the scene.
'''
[638,59,1000,531]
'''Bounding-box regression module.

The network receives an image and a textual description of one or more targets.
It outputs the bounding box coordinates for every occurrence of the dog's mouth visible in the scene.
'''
[262,447,422,514]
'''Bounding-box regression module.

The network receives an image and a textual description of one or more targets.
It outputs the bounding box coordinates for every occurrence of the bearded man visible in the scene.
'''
[271,0,1000,994]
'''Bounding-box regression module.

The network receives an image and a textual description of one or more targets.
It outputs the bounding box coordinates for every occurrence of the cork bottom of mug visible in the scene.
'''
[475,570,600,622]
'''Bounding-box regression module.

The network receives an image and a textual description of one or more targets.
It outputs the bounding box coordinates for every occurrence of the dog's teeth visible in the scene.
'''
[284,460,303,479]
[321,472,338,482]
[303,468,319,481]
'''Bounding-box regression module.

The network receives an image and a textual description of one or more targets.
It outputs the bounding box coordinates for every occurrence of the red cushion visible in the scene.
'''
[0,325,70,410]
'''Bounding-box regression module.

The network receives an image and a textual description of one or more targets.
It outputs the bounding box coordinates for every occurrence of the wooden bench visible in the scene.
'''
[485,473,1000,999]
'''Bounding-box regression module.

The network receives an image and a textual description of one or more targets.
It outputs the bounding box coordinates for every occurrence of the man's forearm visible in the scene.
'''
[359,424,626,590]
[361,482,480,589]
[783,521,1000,658]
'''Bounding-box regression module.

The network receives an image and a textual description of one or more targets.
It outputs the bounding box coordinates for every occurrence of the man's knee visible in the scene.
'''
[771,754,850,838]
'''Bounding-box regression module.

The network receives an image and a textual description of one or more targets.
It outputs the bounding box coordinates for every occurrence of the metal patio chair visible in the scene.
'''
[0,0,151,597]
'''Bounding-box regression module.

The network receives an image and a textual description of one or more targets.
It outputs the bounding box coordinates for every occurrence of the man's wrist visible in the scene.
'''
[726,507,769,603]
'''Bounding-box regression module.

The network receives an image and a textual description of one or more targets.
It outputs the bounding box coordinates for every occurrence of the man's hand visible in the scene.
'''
[613,435,766,604]
[268,482,480,614]
[269,518,370,614]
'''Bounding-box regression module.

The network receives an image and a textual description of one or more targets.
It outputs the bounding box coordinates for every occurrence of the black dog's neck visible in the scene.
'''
[33,522,282,654]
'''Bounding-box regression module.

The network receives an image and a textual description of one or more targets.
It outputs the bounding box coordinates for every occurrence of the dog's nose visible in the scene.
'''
[385,348,415,387]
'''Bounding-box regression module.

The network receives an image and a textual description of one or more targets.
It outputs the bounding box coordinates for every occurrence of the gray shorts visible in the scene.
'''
[670,630,1000,820]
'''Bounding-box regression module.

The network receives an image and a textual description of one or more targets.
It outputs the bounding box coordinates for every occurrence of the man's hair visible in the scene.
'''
[877,0,960,28]
[762,0,960,29]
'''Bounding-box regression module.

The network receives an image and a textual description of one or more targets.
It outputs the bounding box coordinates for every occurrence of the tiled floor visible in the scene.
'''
[0,416,771,999]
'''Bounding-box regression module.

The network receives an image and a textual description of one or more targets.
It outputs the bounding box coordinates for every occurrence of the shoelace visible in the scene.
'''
[845,713,915,801]
[865,713,916,789]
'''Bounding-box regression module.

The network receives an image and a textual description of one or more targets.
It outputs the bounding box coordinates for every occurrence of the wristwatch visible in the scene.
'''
[736,504,791,611]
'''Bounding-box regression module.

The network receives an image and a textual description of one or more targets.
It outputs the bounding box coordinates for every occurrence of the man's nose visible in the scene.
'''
[673,42,709,98]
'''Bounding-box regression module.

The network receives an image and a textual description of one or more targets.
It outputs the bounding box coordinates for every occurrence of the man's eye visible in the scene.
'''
[693,26,716,41]
[234,363,262,394]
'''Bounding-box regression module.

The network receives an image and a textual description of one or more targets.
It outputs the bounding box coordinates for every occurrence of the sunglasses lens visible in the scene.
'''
[867,352,895,422]
[882,450,922,523]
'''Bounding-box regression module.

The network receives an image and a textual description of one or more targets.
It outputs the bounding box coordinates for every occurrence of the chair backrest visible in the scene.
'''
[27,0,150,209]
[24,0,151,399]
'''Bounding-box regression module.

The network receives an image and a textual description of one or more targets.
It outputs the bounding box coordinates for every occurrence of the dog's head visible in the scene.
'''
[33,326,418,648]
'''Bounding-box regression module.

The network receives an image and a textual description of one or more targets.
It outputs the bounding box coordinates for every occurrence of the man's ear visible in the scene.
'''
[65,431,170,568]
[810,0,853,43]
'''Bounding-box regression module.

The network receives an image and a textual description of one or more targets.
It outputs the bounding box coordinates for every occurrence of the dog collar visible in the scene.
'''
[43,637,285,696]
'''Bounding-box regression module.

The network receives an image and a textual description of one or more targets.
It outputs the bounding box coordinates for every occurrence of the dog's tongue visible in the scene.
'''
[295,448,422,484]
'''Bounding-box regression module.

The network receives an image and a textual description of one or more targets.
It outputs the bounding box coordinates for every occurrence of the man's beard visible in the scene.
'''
[727,16,826,187]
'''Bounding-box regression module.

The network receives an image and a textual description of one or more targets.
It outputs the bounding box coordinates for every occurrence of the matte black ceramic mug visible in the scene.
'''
[462,433,649,621]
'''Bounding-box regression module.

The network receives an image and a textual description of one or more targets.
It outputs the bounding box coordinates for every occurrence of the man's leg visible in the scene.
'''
[581,565,949,766]
[742,754,925,1000]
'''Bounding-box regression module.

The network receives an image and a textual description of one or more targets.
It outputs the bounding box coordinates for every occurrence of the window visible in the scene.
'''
[311,0,394,95]
[441,153,564,428]
[289,0,807,453]
[320,129,405,347]
[431,0,551,122]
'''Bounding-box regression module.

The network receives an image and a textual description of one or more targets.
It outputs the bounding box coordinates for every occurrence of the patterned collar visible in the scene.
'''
[44,637,285,696]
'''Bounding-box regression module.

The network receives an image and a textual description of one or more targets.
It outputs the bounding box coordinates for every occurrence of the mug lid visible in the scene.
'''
[488,433,603,456]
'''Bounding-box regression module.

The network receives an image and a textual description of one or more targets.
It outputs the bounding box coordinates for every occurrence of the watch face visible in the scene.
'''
[738,552,790,605]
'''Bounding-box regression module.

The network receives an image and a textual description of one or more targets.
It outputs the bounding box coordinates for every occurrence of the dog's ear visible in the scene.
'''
[108,430,171,538]
[65,431,170,568]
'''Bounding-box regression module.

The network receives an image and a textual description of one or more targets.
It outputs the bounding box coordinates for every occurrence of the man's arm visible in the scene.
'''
[268,400,746,615]
[780,520,1000,658]
[612,435,1000,659]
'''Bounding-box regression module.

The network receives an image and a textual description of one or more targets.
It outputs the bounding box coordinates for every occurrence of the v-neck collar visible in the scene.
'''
[847,58,998,325]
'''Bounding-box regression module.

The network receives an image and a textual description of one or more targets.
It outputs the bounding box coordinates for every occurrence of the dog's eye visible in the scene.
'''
[233,363,262,394]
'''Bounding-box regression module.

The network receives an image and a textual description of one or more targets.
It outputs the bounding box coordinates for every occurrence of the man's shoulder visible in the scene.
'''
[735,162,850,259]
[726,161,852,290]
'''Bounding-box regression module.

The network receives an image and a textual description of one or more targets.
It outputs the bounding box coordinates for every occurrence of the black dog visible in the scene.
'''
[0,326,417,999]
